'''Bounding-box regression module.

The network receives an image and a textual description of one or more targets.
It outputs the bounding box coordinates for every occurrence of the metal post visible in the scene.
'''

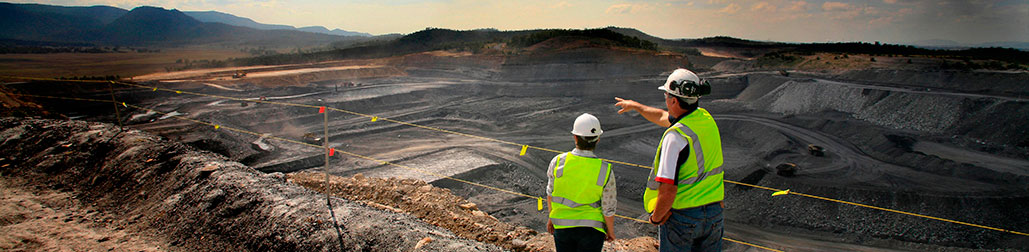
[108,82,123,130]
[324,103,330,187]
[322,101,345,249]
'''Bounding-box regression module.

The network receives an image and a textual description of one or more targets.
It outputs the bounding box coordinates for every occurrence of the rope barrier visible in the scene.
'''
[11,76,1029,246]
[12,77,1029,238]
[99,78,1029,238]
[2,92,116,103]
[1,90,782,251]
[124,102,780,250]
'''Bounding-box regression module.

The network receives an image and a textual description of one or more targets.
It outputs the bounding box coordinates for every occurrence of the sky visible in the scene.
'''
[13,0,1029,44]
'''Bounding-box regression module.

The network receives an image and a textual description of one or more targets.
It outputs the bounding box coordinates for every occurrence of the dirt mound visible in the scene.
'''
[0,85,62,119]
[288,172,660,252]
[0,117,502,251]
[0,175,167,251]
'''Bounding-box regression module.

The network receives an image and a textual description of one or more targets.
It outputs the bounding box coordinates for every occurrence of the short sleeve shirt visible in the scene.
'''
[655,129,689,185]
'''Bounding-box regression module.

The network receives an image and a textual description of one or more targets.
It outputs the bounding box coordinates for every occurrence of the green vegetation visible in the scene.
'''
[509,28,657,50]
[756,52,801,67]
[167,59,229,72]
[0,39,163,54]
[794,42,1029,65]
[236,28,662,66]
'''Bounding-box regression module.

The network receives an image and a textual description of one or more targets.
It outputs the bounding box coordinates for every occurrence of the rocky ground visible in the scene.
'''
[0,175,167,252]
[0,117,506,251]
[288,171,662,252]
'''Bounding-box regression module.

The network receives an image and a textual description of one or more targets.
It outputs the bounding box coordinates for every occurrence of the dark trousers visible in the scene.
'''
[554,227,605,252]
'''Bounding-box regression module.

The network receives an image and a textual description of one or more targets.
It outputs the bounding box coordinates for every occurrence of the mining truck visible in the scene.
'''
[808,144,825,156]
[302,133,323,144]
[232,70,247,78]
[776,163,798,177]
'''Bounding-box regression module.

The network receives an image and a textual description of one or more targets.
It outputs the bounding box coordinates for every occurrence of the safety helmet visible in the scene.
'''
[570,113,603,137]
[658,68,710,98]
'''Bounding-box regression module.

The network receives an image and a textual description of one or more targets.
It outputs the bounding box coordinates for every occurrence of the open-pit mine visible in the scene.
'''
[3,47,1028,251]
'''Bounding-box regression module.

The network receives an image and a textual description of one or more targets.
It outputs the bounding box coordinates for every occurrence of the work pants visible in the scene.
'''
[659,202,724,252]
[554,226,605,252]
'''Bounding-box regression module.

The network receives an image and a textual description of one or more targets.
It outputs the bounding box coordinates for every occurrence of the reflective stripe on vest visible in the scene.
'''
[643,108,724,212]
[549,152,611,233]
[551,218,604,229]
[550,195,601,209]
[554,153,565,178]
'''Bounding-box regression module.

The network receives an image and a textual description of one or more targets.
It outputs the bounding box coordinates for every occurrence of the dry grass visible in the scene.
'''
[0,48,248,79]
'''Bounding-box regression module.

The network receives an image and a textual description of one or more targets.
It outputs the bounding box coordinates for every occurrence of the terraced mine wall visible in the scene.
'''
[735,73,1028,157]
[832,69,1029,97]
[497,48,688,81]
[0,118,501,251]
[712,73,1029,249]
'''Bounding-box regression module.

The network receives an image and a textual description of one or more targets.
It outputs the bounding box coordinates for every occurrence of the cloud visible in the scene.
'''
[784,1,808,12]
[719,3,741,14]
[604,3,653,14]
[550,1,572,9]
[750,2,776,12]
[605,4,633,14]
[822,2,853,11]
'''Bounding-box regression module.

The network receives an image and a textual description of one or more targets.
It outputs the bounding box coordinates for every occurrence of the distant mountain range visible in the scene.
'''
[0,2,369,47]
[182,11,371,37]
[910,39,1029,50]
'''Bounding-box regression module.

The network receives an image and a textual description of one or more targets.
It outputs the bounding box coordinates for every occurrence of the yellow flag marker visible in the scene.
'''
[175,91,182,94]
[153,87,158,91]
[537,197,543,211]
[772,189,790,197]
[519,145,528,156]
[214,125,220,130]
[371,116,378,122]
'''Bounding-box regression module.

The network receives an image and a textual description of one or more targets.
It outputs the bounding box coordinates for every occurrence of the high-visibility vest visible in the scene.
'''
[643,108,724,213]
[549,152,612,234]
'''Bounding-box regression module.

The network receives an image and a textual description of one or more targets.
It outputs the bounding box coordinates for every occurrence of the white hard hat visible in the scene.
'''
[571,113,603,137]
[658,68,710,98]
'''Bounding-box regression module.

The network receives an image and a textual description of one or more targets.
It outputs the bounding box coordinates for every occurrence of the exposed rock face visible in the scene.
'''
[0,118,502,251]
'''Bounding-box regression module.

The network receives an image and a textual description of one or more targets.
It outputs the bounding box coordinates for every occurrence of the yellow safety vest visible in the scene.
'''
[643,108,724,213]
[549,152,612,234]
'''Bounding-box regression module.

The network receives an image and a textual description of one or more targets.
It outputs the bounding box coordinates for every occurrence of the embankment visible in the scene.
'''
[0,117,502,251]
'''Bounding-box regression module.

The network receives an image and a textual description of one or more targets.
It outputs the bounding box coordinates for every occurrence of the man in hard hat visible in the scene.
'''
[547,113,617,251]
[614,68,724,251]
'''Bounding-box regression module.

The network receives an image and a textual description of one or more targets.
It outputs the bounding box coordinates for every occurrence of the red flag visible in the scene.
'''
[319,106,325,113]
[329,148,335,156]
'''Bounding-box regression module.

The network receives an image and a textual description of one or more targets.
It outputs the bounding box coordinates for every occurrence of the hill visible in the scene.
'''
[183,10,372,37]
[0,3,360,48]
[183,10,293,30]
[0,2,126,43]
[604,27,1028,65]
[238,28,662,65]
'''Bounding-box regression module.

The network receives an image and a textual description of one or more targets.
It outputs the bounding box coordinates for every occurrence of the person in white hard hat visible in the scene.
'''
[546,113,617,252]
[614,68,725,252]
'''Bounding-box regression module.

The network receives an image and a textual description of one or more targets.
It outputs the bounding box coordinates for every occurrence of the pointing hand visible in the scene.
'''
[614,97,639,114]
